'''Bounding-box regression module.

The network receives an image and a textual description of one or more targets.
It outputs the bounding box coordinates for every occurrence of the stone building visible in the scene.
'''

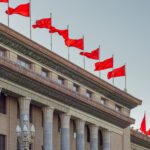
[0,23,149,150]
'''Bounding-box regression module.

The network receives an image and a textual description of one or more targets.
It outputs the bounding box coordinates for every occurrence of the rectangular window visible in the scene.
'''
[17,101,20,119]
[58,76,64,85]
[86,90,92,99]
[42,69,48,78]
[0,134,5,150]
[30,104,33,123]
[18,57,31,69]
[73,84,79,92]
[0,93,6,114]
[115,105,121,112]
[100,98,105,105]
[0,49,5,57]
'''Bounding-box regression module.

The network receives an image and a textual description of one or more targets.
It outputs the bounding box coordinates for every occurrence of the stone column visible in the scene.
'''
[60,113,71,150]
[102,129,110,150]
[90,125,98,150]
[76,119,85,150]
[43,106,54,150]
[18,97,31,150]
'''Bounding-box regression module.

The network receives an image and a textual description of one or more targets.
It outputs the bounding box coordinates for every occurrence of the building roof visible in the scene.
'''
[0,23,142,109]
[131,128,150,149]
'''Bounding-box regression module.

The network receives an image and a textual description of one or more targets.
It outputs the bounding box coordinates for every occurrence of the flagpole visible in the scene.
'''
[112,54,114,85]
[67,25,70,60]
[8,0,9,27]
[124,63,127,92]
[98,45,101,78]
[29,0,31,39]
[50,13,53,51]
[83,35,85,69]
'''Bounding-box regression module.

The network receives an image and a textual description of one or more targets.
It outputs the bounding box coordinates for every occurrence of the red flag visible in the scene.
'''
[65,38,84,50]
[5,3,30,17]
[94,57,113,71]
[0,0,8,3]
[107,65,125,79]
[80,48,99,60]
[32,18,51,29]
[146,129,150,135]
[49,26,68,40]
[140,113,146,134]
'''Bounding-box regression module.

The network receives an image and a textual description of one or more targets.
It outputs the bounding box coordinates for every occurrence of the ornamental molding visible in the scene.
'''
[0,24,142,109]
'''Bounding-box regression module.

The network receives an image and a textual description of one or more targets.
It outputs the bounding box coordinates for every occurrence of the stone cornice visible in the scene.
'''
[131,129,150,149]
[0,23,142,109]
[0,56,134,128]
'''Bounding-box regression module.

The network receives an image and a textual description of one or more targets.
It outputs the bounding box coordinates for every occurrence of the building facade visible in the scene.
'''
[0,23,149,150]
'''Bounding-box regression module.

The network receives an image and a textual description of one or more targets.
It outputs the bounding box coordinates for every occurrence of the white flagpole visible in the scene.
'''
[124,63,127,92]
[8,0,9,27]
[29,0,32,39]
[50,13,53,51]
[98,45,101,78]
[67,25,70,60]
[112,54,114,85]
[83,35,85,69]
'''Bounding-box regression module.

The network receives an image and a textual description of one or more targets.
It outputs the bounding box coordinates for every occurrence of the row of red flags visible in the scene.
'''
[0,1,126,79]
[140,113,150,135]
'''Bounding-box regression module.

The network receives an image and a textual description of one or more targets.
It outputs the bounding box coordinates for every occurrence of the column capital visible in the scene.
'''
[18,96,31,115]
[43,106,54,123]
[76,119,85,134]
[90,125,99,139]
[102,129,110,143]
[60,113,71,128]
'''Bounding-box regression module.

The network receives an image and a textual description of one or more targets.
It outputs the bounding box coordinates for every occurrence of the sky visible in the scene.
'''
[0,0,150,129]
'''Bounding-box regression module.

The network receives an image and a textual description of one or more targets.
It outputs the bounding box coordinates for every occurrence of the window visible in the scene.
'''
[42,69,48,78]
[58,115,61,133]
[115,105,121,112]
[73,84,79,92]
[86,90,92,99]
[73,120,76,138]
[30,104,33,123]
[0,134,5,150]
[18,57,31,69]
[0,93,6,114]
[98,130,103,146]
[100,98,105,105]
[58,76,64,85]
[0,49,4,57]
[17,101,20,119]
[86,125,90,142]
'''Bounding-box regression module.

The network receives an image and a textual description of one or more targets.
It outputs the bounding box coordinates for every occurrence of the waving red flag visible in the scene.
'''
[140,113,146,134]
[0,0,8,3]
[80,48,99,60]
[49,26,68,40]
[146,129,150,135]
[65,38,84,50]
[6,3,30,17]
[107,65,125,79]
[32,18,51,29]
[94,57,113,71]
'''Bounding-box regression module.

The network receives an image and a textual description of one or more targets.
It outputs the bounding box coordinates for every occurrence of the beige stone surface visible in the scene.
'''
[31,63,42,74]
[7,51,17,63]
[110,131,123,150]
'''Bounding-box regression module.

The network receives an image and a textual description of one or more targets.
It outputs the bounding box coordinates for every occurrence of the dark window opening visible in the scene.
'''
[30,104,33,123]
[99,130,103,146]
[73,120,76,138]
[0,93,6,114]
[17,101,20,119]
[87,125,90,142]
[0,134,5,150]
[58,114,61,133]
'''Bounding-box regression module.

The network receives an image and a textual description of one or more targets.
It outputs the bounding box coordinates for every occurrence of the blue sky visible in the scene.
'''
[1,0,150,129]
